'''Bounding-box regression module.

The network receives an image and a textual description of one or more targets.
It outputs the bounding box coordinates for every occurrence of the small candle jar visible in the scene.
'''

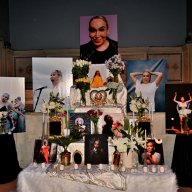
[87,163,91,170]
[74,164,78,170]
[143,166,148,173]
[151,165,157,173]
[99,164,103,170]
[60,164,64,171]
[110,164,115,171]
[41,162,46,169]
[121,166,126,172]
[159,166,165,173]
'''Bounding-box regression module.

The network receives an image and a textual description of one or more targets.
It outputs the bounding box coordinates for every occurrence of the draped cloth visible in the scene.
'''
[0,134,22,183]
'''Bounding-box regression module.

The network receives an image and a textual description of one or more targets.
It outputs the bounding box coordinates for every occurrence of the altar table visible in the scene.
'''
[17,163,178,192]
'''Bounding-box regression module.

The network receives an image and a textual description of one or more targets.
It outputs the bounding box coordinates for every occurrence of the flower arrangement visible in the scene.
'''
[109,117,146,154]
[129,92,150,118]
[72,59,91,106]
[105,54,125,82]
[87,109,103,134]
[41,91,65,117]
[72,59,91,79]
[105,80,123,104]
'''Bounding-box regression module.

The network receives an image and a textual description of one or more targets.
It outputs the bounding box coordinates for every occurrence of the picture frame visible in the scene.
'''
[165,83,192,134]
[84,134,109,165]
[138,139,164,165]
[69,112,91,135]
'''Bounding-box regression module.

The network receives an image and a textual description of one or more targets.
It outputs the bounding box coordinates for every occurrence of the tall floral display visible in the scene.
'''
[105,54,125,104]
[72,59,91,106]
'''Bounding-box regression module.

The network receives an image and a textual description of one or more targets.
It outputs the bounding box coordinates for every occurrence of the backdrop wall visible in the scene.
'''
[9,0,186,50]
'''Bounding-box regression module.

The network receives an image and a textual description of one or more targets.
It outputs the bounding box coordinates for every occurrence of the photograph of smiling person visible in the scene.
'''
[80,15,118,64]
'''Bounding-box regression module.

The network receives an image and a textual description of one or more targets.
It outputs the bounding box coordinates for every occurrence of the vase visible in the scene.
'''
[112,89,118,105]
[60,147,71,166]
[112,147,121,166]
[80,89,86,106]
[93,121,99,134]
[122,150,138,169]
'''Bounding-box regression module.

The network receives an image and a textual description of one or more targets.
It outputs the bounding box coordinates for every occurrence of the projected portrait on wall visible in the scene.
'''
[80,15,118,64]
[0,77,26,133]
[126,59,167,112]
[166,84,192,134]
[32,57,73,112]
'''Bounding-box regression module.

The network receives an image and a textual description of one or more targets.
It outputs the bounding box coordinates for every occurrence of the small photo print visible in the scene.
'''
[33,139,57,163]
[69,112,91,135]
[138,139,164,165]
[84,134,109,165]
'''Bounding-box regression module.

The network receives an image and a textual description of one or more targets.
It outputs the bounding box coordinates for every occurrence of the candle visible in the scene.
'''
[110,164,115,171]
[60,164,64,171]
[151,165,157,173]
[121,166,126,172]
[74,164,78,170]
[87,164,91,170]
[143,166,148,173]
[99,164,103,170]
[159,166,165,173]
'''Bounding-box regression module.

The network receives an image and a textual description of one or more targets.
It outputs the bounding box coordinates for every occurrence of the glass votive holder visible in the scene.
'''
[99,164,103,170]
[143,166,148,173]
[60,164,64,171]
[110,164,115,171]
[151,165,157,173]
[121,166,126,172]
[159,165,165,173]
[41,162,46,169]
[87,163,91,170]
[74,164,78,170]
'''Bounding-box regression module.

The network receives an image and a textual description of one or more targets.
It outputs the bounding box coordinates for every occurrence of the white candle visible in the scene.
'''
[60,164,64,171]
[151,165,157,173]
[87,164,91,170]
[99,164,103,170]
[143,166,148,173]
[110,164,115,171]
[121,166,126,172]
[159,166,165,173]
[74,164,78,170]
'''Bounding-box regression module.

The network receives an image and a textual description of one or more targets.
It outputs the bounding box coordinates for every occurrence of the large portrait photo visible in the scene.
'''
[126,59,167,112]
[0,77,26,134]
[80,15,118,64]
[32,57,73,112]
[166,84,192,134]
[84,134,109,165]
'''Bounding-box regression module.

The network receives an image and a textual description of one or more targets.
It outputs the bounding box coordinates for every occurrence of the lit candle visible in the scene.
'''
[143,166,148,173]
[159,166,165,173]
[60,164,64,171]
[74,164,78,170]
[99,164,103,170]
[87,164,91,170]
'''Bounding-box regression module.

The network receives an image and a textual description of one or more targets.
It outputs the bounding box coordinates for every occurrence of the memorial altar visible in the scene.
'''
[17,163,178,192]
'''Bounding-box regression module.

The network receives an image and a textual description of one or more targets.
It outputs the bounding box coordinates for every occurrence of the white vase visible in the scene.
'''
[122,150,138,169]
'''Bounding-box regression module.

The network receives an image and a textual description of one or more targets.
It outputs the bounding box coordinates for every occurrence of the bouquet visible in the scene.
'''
[129,92,149,119]
[72,59,91,106]
[105,54,125,82]
[72,59,91,79]
[41,91,65,117]
[87,109,103,134]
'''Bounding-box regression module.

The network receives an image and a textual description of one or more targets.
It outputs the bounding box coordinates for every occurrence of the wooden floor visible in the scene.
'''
[0,179,192,192]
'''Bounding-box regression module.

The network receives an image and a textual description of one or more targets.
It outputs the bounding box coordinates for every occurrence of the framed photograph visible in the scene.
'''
[138,139,164,165]
[33,139,57,163]
[0,77,26,134]
[165,84,192,134]
[84,134,109,165]
[32,57,73,112]
[126,59,167,112]
[69,112,91,135]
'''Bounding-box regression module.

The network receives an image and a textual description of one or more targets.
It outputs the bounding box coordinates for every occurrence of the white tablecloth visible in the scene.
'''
[17,163,178,192]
